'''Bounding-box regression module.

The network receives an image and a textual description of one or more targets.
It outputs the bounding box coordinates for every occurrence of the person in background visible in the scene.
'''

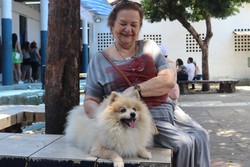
[191,61,202,89]
[159,44,179,102]
[83,1,210,167]
[186,57,195,81]
[194,62,202,80]
[158,44,168,58]
[12,33,23,84]
[29,41,41,82]
[21,41,31,82]
[176,58,188,81]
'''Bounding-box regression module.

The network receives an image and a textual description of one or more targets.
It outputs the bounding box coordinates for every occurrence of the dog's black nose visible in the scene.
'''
[130,112,136,118]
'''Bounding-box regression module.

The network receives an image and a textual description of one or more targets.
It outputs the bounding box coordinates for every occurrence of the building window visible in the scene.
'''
[186,33,205,52]
[97,33,114,50]
[234,29,250,52]
[143,34,162,45]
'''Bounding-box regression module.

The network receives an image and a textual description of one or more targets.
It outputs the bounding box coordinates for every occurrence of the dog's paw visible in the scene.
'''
[113,160,124,167]
[138,149,152,159]
[113,156,124,167]
[142,151,152,159]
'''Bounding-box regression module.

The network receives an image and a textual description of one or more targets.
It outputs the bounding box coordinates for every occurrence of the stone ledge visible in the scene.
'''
[178,79,239,94]
[0,83,42,90]
[0,133,172,167]
[0,105,45,130]
[0,90,44,105]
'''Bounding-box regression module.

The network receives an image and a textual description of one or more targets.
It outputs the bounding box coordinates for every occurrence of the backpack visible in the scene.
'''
[177,65,188,81]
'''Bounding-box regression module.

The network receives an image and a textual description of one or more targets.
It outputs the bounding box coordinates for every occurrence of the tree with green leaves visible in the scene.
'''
[142,0,250,91]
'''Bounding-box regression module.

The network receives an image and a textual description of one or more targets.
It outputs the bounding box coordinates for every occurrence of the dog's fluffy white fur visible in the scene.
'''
[64,91,154,167]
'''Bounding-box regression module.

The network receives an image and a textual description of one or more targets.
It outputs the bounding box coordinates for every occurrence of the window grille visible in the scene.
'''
[143,34,162,45]
[186,33,205,52]
[97,33,114,50]
[234,29,250,52]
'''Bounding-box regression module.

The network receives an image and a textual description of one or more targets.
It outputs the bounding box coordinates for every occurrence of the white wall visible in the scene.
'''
[90,4,250,81]
[208,4,250,80]
[27,17,40,45]
[88,16,110,57]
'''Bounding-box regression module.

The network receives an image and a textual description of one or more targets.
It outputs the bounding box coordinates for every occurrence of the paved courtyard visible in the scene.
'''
[0,84,250,166]
[178,86,250,167]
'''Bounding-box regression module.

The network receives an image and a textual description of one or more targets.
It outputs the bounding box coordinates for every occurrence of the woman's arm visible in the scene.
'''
[168,83,180,100]
[139,68,176,97]
[16,42,23,57]
[83,94,101,118]
[36,49,41,59]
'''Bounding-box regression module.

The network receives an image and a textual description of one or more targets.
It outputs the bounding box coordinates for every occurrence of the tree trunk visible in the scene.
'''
[45,0,80,134]
[201,14,213,91]
[176,13,213,92]
[201,46,210,91]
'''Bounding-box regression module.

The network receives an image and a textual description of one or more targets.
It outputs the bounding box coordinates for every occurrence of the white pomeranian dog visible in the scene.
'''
[64,91,154,167]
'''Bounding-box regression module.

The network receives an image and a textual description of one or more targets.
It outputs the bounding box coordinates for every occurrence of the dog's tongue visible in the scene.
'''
[129,120,136,128]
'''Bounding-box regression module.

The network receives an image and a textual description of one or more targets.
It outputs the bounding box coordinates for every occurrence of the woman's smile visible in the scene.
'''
[112,9,141,46]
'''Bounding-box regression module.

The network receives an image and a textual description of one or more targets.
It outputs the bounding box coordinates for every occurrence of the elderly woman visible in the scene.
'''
[84,1,210,167]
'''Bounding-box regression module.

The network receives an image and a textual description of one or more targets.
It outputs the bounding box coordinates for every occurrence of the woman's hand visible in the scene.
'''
[83,94,100,118]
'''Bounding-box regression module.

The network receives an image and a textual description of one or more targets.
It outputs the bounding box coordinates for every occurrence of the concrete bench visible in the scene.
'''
[0,105,45,132]
[0,133,172,167]
[0,106,173,166]
[178,79,239,94]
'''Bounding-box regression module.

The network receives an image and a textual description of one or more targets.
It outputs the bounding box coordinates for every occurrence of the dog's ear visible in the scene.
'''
[130,90,141,100]
[109,91,120,104]
[122,87,140,100]
[124,89,140,100]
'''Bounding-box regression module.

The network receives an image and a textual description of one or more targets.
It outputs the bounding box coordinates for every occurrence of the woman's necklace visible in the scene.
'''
[113,42,145,83]
[114,42,137,61]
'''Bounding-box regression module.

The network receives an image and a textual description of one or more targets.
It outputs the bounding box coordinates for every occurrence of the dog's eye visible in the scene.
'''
[132,107,137,111]
[120,107,126,113]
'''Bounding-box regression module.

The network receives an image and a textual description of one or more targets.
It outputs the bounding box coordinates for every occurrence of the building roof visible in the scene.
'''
[81,0,112,16]
[17,0,113,22]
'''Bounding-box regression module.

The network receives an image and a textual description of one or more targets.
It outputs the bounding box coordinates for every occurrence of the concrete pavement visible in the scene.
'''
[178,86,250,167]
[0,84,250,166]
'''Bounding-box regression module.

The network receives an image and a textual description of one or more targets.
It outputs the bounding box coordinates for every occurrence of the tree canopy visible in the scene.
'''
[142,0,250,23]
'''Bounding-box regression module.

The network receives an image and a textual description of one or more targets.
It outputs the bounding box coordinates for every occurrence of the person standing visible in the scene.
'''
[21,41,31,82]
[186,57,195,81]
[29,41,41,82]
[83,1,210,167]
[12,33,23,84]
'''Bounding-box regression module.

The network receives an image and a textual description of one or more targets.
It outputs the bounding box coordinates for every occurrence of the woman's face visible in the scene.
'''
[112,9,141,48]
